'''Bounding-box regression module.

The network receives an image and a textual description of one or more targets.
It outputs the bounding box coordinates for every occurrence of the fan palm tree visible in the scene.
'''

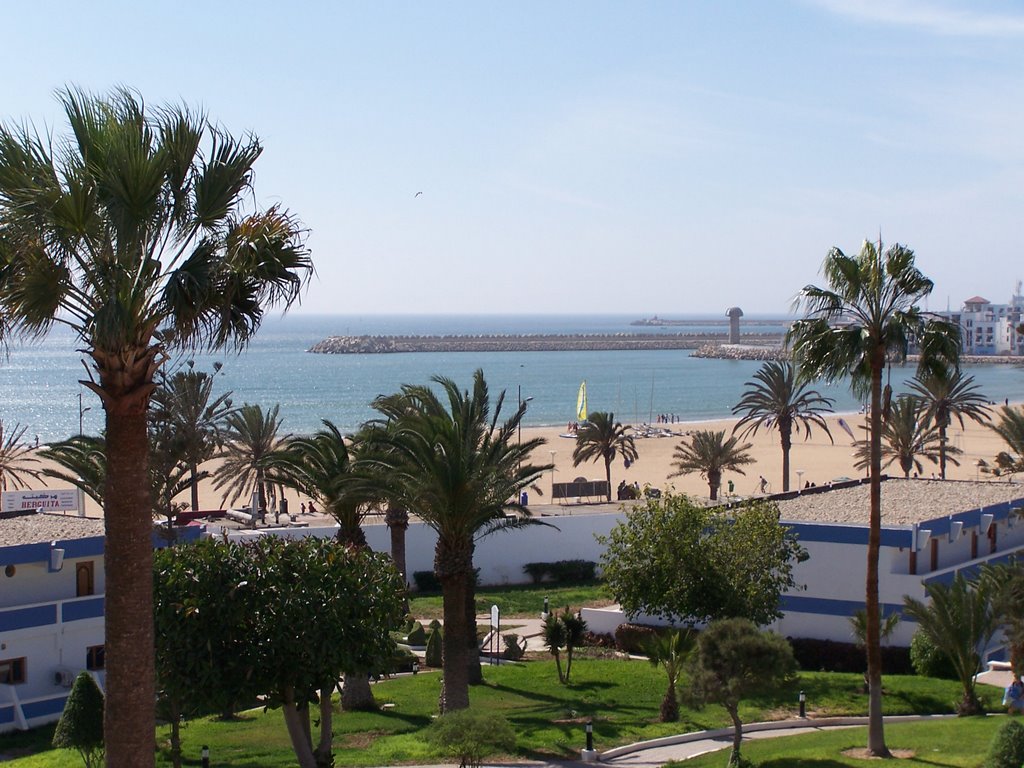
[572,411,638,501]
[903,574,996,715]
[787,239,959,756]
[645,629,695,722]
[364,369,550,712]
[670,429,754,501]
[991,405,1024,475]
[908,370,990,479]
[151,361,234,510]
[732,361,834,492]
[213,404,290,518]
[0,421,41,491]
[0,88,310,765]
[852,395,952,478]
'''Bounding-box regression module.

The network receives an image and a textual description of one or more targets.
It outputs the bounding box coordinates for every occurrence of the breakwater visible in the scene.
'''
[309,332,783,354]
[690,343,786,361]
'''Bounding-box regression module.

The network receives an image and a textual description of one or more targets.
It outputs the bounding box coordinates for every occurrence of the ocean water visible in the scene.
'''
[3,314,1023,442]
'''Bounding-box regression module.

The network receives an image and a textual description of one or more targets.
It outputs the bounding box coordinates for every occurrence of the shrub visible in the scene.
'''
[985,718,1024,768]
[788,637,913,675]
[406,622,427,646]
[523,562,548,584]
[911,630,958,680]
[425,626,443,668]
[614,623,663,654]
[413,570,441,593]
[502,633,527,660]
[427,708,516,768]
[521,559,597,584]
[52,672,104,768]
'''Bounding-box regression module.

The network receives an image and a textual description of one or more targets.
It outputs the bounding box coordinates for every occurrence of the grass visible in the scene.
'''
[2,657,1004,767]
[669,716,1007,767]
[409,579,612,620]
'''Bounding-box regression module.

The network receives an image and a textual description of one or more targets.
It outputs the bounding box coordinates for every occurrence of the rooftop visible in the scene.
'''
[0,512,105,548]
[775,478,1024,527]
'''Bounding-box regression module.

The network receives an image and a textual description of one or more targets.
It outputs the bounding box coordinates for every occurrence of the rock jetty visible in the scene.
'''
[309,333,731,354]
[689,343,786,361]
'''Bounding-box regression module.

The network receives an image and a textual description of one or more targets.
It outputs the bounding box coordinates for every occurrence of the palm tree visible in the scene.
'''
[852,395,952,478]
[903,574,996,715]
[732,361,834,492]
[365,370,550,712]
[0,88,311,765]
[787,239,959,756]
[39,435,106,504]
[572,411,638,501]
[991,405,1024,475]
[213,404,290,519]
[644,629,695,722]
[908,370,990,479]
[0,421,41,490]
[670,429,754,501]
[979,562,1024,677]
[151,361,234,510]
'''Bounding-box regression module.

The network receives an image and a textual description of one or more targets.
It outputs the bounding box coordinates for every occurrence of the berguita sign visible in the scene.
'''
[2,489,81,513]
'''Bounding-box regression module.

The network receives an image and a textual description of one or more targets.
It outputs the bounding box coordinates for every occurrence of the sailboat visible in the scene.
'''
[561,381,587,438]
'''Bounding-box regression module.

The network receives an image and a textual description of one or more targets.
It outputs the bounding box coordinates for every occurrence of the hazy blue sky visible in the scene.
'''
[3,1,1023,316]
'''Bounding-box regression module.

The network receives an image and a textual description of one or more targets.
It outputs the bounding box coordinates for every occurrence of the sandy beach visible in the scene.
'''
[27,404,1021,521]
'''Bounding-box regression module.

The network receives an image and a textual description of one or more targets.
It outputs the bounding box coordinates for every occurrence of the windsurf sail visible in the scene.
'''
[576,381,587,422]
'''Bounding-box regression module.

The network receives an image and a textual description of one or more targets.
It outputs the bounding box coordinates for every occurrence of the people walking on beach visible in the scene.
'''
[759,476,768,494]
[308,500,317,515]
[300,502,307,516]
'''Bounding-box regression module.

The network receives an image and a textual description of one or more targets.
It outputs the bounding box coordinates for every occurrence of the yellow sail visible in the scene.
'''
[576,381,587,422]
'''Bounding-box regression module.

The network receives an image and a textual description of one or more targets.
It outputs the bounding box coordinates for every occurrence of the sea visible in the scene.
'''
[4,313,1024,443]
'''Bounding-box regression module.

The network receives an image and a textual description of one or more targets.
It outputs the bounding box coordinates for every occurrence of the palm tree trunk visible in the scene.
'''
[102,393,157,768]
[189,464,200,511]
[338,525,375,711]
[865,350,890,757]
[386,505,410,614]
[938,423,948,480]
[466,581,482,685]
[780,422,792,492]
[604,455,612,501]
[437,536,473,712]
[660,680,678,722]
[709,470,721,501]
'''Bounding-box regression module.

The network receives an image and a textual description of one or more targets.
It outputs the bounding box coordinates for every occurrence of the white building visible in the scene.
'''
[938,293,1024,355]
[0,513,200,733]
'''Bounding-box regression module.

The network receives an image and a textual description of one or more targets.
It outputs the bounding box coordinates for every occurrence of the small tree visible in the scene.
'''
[542,608,587,684]
[599,494,806,627]
[52,672,105,768]
[645,629,695,722]
[903,573,997,715]
[687,619,796,767]
[427,708,516,768]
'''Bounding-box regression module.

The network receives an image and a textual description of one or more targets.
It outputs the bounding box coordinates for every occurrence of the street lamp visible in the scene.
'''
[78,392,91,436]
[549,450,556,497]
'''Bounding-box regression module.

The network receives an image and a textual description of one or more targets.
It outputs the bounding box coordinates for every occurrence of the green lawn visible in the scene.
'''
[669,716,1007,767]
[409,579,612,620]
[3,657,1003,767]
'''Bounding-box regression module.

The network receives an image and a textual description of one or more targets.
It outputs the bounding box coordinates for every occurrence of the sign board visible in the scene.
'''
[2,489,81,514]
[490,604,499,629]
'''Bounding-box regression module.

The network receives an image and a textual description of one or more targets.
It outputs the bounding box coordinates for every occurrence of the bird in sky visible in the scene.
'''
[414,191,422,197]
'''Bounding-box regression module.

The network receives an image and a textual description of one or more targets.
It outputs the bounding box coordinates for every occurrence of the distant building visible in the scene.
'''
[937,291,1024,355]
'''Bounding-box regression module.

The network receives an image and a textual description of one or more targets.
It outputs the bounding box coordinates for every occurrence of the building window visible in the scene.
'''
[76,561,94,597]
[86,645,105,671]
[0,657,26,685]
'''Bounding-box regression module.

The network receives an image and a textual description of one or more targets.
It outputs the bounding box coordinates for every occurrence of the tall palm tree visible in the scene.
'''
[572,411,638,501]
[853,395,953,478]
[0,421,41,491]
[670,429,754,501]
[0,88,311,765]
[908,370,990,479]
[990,405,1024,474]
[787,239,958,756]
[213,404,290,518]
[151,361,234,510]
[365,370,550,712]
[732,361,834,492]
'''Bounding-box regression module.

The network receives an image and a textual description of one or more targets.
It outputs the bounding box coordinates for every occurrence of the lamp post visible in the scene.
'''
[78,392,91,436]
[796,469,804,492]
[549,450,556,497]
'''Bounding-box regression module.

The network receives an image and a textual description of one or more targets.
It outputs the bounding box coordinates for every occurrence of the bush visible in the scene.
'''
[985,718,1024,768]
[52,672,104,768]
[413,570,441,593]
[425,626,443,668]
[788,637,913,675]
[521,559,597,584]
[406,622,427,646]
[911,630,958,680]
[614,623,663,654]
[427,708,516,768]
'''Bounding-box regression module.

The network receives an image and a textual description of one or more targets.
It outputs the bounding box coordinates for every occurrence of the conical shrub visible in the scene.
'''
[425,626,443,668]
[53,672,104,768]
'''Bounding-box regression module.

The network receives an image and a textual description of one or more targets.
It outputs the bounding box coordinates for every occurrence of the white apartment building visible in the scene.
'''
[938,292,1024,355]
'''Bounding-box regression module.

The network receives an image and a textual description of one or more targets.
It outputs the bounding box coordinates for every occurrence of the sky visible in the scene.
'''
[2,1,1023,317]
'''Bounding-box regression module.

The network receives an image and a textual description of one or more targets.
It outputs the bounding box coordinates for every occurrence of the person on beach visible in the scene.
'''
[300,502,306,515]
[759,476,768,494]
[1004,676,1024,714]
